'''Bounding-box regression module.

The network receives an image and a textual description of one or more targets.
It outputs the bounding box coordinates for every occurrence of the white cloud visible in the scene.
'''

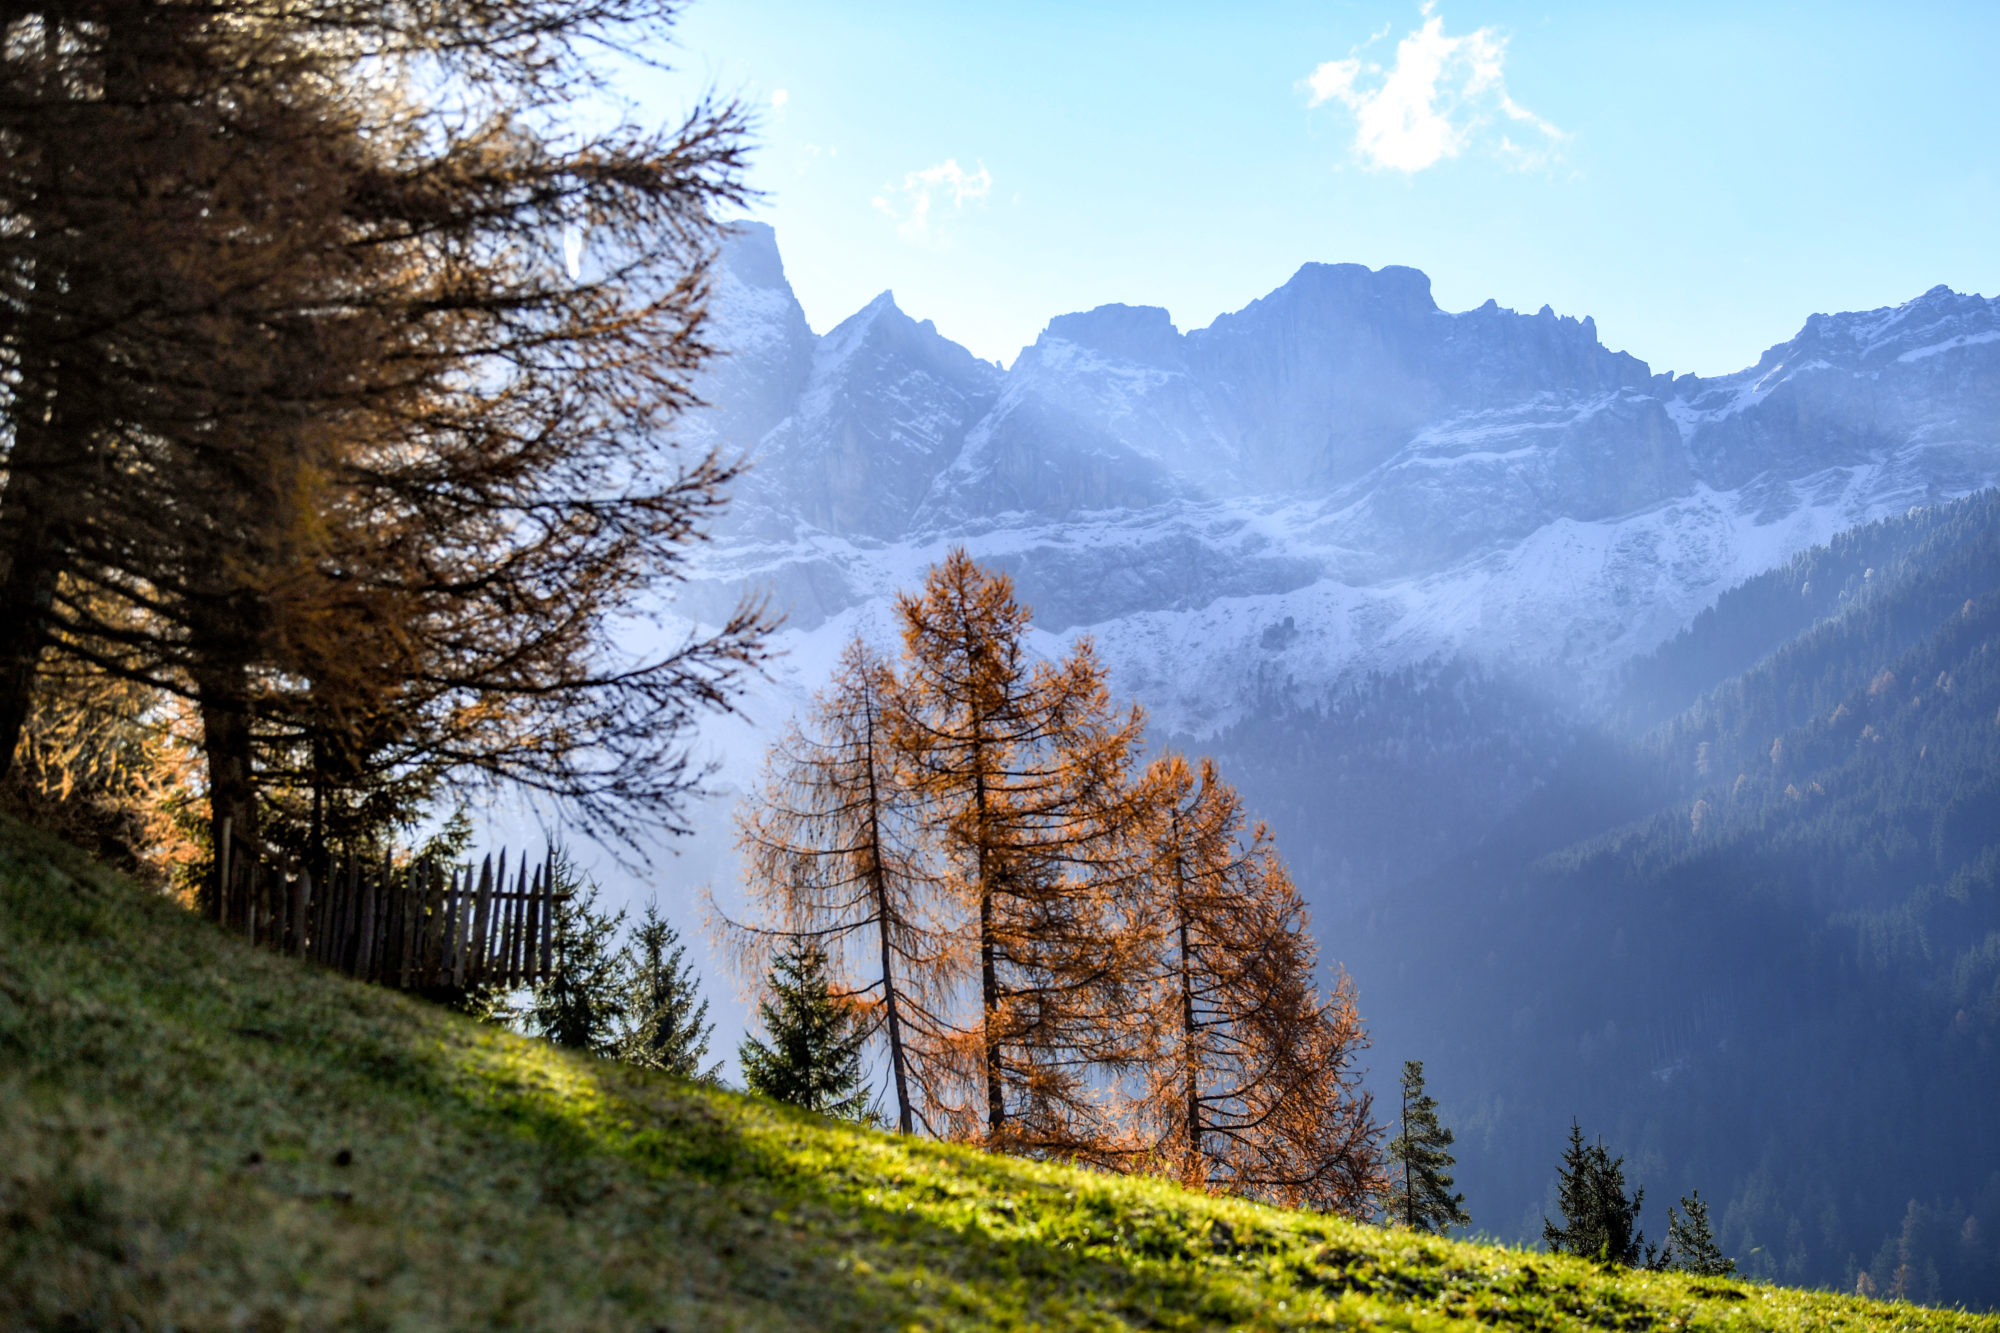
[1304,12,1563,173]
[770,88,789,109]
[872,157,992,245]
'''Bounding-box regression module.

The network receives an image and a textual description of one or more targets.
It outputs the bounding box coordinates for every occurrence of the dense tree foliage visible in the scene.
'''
[893,549,1149,1156]
[1361,489,2000,1307]
[518,863,725,1085]
[1544,1122,1650,1267]
[1663,1192,1735,1277]
[620,901,720,1081]
[1131,753,1377,1212]
[1183,659,1580,906]
[0,0,768,880]
[526,856,629,1056]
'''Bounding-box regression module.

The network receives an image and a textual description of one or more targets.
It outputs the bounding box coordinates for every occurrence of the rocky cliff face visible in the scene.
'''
[676,223,2000,748]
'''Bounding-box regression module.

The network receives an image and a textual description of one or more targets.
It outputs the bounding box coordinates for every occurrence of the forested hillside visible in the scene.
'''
[1354,489,2000,1309]
[1184,660,1581,905]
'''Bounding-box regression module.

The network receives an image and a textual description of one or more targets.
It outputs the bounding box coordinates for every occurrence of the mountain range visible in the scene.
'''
[675,222,2000,730]
[641,222,2000,1306]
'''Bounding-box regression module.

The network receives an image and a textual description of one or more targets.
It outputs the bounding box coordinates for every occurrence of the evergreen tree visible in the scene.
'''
[1543,1120,1651,1266]
[1385,1060,1470,1233]
[526,854,629,1056]
[740,941,871,1121]
[619,900,720,1081]
[1664,1191,1736,1276]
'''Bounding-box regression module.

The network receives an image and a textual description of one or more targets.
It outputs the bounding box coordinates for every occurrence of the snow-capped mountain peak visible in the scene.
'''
[677,225,2000,744]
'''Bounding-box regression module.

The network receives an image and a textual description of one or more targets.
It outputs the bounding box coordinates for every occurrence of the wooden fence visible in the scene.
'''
[212,819,564,991]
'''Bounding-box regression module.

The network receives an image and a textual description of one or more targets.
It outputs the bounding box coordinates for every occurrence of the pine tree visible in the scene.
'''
[740,941,872,1121]
[1385,1060,1470,1233]
[1664,1191,1736,1276]
[619,900,720,1081]
[526,854,629,1056]
[1543,1120,1650,1266]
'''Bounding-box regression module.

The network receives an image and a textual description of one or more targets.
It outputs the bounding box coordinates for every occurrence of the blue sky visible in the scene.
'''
[646,2,2000,377]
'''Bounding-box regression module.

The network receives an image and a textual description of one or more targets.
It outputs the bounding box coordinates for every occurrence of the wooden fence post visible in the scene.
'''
[245,860,260,944]
[520,854,540,984]
[425,858,447,987]
[395,867,418,990]
[541,847,557,983]
[441,863,461,989]
[539,849,557,983]
[292,865,312,958]
[501,867,522,988]
[355,858,379,982]
[469,861,493,988]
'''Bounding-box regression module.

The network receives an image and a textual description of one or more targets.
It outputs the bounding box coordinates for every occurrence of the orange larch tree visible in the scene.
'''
[892,548,1149,1159]
[1131,753,1383,1214]
[726,637,961,1135]
[0,0,766,868]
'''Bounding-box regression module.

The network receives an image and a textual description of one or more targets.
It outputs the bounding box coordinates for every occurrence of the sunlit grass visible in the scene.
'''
[2,812,1993,1330]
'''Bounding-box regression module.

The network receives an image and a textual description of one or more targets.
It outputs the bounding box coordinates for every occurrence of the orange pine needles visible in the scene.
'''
[727,549,1382,1215]
[893,549,1149,1158]
[1130,755,1382,1213]
[725,639,958,1136]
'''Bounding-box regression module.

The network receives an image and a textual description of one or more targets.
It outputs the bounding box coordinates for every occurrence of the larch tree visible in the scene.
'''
[725,636,957,1135]
[0,0,390,850]
[1130,753,1382,1212]
[0,0,769,874]
[1385,1059,1470,1233]
[893,549,1149,1159]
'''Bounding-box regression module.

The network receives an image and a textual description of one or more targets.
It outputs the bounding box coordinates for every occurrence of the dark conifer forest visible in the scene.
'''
[1226,491,2000,1306]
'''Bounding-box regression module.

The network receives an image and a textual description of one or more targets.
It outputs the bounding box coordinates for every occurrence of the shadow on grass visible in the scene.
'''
[6,818,1996,1332]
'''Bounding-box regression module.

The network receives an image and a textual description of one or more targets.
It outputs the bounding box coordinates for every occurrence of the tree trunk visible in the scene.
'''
[1402,1078,1414,1228]
[0,464,59,781]
[861,704,913,1134]
[0,295,75,782]
[966,676,1004,1137]
[873,864,913,1134]
[980,859,1004,1134]
[1178,898,1201,1185]
[193,625,259,914]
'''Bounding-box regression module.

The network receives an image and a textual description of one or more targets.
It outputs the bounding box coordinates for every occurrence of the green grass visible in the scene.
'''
[1,816,1992,1332]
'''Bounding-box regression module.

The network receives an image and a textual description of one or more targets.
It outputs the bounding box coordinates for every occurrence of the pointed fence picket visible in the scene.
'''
[210,819,563,991]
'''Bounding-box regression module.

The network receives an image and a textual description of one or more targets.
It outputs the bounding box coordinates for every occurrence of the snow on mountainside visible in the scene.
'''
[669,222,2000,756]
[591,223,2000,1073]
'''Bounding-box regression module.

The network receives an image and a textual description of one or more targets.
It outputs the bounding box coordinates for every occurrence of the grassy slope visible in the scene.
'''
[1,818,1993,1333]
